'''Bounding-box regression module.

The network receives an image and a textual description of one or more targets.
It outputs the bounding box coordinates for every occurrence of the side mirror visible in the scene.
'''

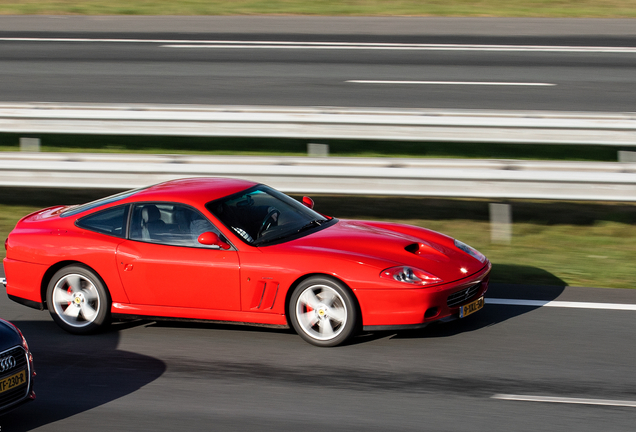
[198,232,231,250]
[302,196,314,209]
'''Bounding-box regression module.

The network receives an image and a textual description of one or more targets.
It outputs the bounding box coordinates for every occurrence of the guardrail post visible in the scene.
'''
[20,137,41,152]
[307,143,329,157]
[618,151,636,162]
[490,203,512,244]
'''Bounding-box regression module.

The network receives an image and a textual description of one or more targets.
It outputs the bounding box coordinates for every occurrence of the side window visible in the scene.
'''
[76,205,129,238]
[129,203,224,248]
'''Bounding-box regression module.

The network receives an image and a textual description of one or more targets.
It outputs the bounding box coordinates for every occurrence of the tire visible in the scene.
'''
[289,277,358,347]
[46,265,111,334]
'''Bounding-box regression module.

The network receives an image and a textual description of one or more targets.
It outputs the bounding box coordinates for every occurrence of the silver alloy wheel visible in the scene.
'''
[295,284,348,341]
[51,273,101,328]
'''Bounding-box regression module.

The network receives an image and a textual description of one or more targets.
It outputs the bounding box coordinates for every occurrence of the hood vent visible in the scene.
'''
[405,242,450,260]
[405,243,420,254]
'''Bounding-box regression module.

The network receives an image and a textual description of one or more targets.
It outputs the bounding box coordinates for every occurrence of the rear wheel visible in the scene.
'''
[289,277,358,347]
[46,265,111,334]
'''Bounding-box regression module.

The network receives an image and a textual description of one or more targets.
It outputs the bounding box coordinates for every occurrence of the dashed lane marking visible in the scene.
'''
[347,80,556,86]
[486,298,636,311]
[492,394,636,408]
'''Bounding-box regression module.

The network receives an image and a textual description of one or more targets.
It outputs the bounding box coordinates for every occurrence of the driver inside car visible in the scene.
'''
[212,196,279,243]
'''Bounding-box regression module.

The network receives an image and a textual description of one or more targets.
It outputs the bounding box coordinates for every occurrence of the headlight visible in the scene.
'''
[380,266,443,286]
[454,239,486,263]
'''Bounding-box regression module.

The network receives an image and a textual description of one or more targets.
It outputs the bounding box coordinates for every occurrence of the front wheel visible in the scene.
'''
[289,277,358,347]
[46,265,111,334]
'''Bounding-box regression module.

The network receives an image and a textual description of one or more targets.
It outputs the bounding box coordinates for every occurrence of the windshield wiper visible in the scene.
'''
[254,219,328,246]
[297,219,325,233]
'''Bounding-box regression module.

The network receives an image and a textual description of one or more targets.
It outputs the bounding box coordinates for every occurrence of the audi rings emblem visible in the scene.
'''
[0,355,16,373]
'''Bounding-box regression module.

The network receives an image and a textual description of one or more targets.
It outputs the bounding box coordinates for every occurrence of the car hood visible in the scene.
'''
[0,319,22,349]
[283,219,487,283]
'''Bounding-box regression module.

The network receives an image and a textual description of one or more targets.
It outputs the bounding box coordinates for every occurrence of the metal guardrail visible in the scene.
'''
[1,152,635,201]
[1,103,635,201]
[1,103,636,146]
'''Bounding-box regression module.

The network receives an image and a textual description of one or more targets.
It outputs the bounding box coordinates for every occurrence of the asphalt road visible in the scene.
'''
[2,282,636,432]
[0,17,635,111]
[1,18,636,429]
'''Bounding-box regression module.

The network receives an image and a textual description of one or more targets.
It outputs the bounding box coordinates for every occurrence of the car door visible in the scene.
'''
[116,202,241,311]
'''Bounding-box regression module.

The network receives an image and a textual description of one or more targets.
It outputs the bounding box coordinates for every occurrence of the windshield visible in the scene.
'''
[206,185,330,246]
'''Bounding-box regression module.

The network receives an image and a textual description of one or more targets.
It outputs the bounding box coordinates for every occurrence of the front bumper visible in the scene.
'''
[358,262,491,330]
[0,345,36,416]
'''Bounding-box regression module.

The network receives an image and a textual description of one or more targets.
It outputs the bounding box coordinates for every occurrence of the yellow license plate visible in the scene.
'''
[0,369,26,393]
[460,296,484,318]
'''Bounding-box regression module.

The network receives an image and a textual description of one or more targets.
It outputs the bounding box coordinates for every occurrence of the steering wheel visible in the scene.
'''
[257,209,280,238]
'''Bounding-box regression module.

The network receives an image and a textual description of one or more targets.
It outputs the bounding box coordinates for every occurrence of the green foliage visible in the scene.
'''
[0,133,623,161]
[0,0,635,17]
[312,195,636,288]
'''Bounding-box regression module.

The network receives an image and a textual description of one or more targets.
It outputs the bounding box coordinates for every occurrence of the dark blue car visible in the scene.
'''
[0,318,35,415]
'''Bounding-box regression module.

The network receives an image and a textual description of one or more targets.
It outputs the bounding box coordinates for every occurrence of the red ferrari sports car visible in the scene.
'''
[4,178,489,347]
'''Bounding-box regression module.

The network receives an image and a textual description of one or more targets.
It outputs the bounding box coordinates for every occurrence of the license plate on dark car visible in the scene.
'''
[0,369,26,393]
[460,296,484,318]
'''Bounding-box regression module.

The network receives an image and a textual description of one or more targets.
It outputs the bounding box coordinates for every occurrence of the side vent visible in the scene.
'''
[250,281,267,310]
[261,283,279,310]
[249,281,280,311]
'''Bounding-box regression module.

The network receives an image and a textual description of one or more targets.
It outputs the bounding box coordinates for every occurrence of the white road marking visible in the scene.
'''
[492,394,636,408]
[347,80,555,86]
[161,43,636,53]
[486,298,636,311]
[0,38,635,53]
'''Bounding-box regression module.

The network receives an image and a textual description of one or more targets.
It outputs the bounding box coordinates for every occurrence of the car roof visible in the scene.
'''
[128,177,258,206]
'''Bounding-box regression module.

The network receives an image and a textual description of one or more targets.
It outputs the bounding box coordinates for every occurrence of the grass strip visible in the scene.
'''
[0,1,635,18]
[315,196,636,289]
[1,191,634,288]
[0,133,624,161]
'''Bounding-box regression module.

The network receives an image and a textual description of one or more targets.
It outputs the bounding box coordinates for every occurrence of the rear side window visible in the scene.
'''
[76,205,129,238]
